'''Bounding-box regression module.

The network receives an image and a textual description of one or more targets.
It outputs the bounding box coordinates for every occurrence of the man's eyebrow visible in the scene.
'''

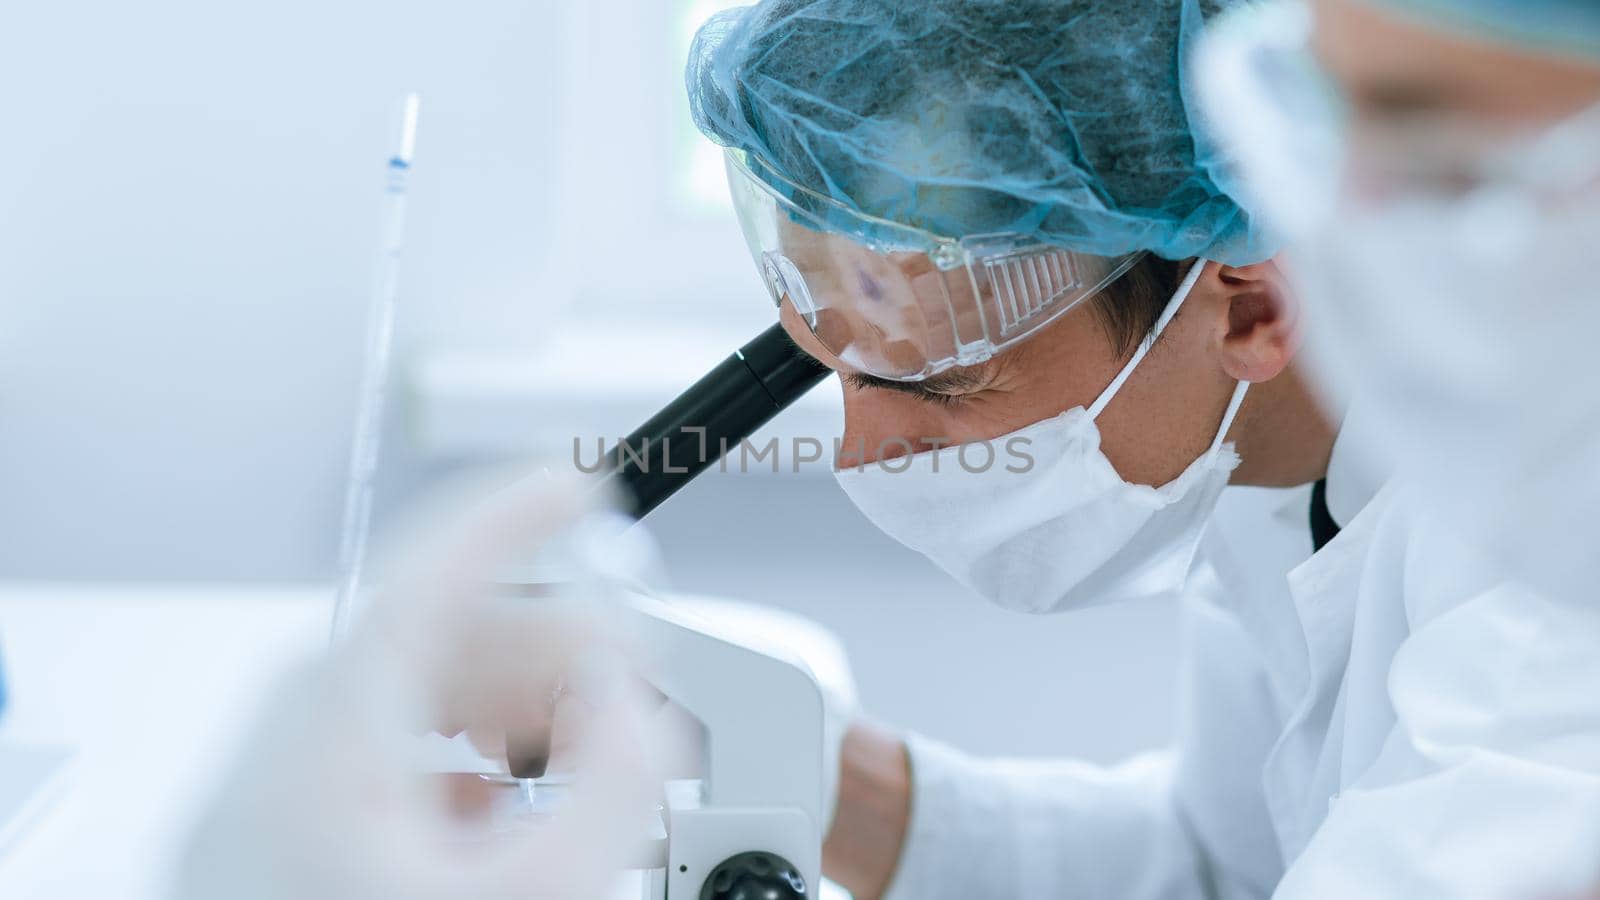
[1357,78,1467,115]
[1310,29,1467,116]
[845,367,987,396]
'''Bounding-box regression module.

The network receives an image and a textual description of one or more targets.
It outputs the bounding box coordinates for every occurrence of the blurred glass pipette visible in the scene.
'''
[329,93,421,642]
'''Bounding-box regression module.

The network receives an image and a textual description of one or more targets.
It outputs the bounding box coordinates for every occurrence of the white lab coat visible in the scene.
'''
[881,418,1600,899]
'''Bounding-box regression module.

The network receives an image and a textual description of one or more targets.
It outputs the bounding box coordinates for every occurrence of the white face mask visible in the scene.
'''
[1293,102,1600,600]
[834,263,1249,614]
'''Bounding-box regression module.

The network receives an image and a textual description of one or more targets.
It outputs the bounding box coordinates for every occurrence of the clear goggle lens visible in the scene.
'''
[724,149,1144,381]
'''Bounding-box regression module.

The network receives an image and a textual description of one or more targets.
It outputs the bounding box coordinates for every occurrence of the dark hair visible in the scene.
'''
[1092,255,1182,359]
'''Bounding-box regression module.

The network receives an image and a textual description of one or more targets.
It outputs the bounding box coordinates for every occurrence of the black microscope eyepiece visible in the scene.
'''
[601,323,831,520]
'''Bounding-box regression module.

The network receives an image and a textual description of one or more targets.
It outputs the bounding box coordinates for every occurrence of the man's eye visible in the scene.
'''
[906,387,965,408]
[844,372,972,407]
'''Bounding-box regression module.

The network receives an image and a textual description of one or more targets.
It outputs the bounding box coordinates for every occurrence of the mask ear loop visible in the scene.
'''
[1208,379,1251,458]
[1088,260,1210,420]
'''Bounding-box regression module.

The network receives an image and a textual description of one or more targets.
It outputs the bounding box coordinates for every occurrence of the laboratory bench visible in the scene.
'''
[0,585,853,900]
[0,585,330,899]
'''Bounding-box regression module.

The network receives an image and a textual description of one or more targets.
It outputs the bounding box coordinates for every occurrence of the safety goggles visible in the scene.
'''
[724,148,1145,382]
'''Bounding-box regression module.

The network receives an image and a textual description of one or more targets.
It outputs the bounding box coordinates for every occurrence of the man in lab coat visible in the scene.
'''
[686,1,1600,898]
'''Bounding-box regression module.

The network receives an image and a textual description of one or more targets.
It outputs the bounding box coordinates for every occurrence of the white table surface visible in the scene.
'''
[0,585,845,900]
[0,584,332,899]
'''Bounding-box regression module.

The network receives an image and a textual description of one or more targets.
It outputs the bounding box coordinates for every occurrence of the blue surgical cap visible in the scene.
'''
[688,0,1275,266]
[1359,0,1600,61]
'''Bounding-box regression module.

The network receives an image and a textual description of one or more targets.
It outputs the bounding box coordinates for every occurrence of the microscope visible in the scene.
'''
[516,323,836,899]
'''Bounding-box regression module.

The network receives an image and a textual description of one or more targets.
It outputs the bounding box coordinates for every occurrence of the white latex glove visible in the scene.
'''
[173,473,672,900]
[357,470,668,778]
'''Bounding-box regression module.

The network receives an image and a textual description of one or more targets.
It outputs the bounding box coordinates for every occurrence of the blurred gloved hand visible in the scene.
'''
[173,473,673,900]
[357,471,669,780]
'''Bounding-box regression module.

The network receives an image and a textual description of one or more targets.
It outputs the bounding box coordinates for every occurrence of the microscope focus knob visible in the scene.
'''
[698,851,807,900]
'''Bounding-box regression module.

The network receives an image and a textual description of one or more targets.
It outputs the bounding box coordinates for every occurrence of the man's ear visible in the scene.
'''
[1210,259,1300,383]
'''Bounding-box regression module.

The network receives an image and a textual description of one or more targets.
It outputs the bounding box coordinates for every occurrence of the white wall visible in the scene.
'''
[0,0,771,580]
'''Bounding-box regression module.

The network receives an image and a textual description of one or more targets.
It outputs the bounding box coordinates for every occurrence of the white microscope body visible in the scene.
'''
[620,592,828,900]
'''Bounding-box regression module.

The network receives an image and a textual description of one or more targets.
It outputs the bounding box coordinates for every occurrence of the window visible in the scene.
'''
[670,0,748,216]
